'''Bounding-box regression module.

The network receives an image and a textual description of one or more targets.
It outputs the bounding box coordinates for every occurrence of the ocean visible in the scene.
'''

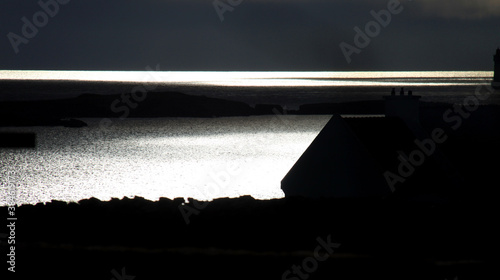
[0,71,497,205]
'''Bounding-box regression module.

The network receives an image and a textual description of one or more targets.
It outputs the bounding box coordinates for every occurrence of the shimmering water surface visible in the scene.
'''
[0,70,493,87]
[1,116,330,205]
[0,71,497,205]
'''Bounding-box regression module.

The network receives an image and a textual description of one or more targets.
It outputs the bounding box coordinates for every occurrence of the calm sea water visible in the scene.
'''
[0,71,497,205]
[1,116,330,205]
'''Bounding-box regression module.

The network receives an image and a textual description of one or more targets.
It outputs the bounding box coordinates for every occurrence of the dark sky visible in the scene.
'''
[1,0,499,71]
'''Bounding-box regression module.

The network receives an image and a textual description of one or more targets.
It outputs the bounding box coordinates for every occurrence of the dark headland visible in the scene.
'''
[2,87,499,127]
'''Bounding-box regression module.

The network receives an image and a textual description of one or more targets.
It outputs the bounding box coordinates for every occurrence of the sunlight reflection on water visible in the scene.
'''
[0,70,493,87]
[0,116,330,205]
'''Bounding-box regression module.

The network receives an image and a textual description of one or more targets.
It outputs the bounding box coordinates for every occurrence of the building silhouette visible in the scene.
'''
[281,89,457,199]
[493,48,500,89]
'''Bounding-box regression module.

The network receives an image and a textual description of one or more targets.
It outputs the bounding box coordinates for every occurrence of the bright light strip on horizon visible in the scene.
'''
[197,80,483,87]
[0,70,493,87]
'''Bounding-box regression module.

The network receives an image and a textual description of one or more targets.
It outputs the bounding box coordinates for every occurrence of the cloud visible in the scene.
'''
[243,0,500,19]
[1,0,498,70]
[411,0,500,19]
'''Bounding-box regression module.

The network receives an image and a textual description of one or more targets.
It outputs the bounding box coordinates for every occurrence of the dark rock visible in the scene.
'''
[61,118,88,128]
[78,197,102,207]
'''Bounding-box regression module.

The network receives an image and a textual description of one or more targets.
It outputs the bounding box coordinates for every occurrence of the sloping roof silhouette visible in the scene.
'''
[281,114,453,198]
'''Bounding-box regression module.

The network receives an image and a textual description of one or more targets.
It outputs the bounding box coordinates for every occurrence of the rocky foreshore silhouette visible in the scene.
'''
[1,194,498,279]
